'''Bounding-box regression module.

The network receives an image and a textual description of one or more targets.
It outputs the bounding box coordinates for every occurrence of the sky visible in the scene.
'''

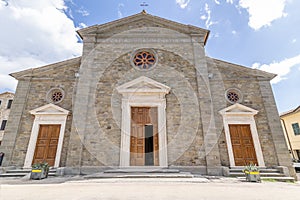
[0,0,299,113]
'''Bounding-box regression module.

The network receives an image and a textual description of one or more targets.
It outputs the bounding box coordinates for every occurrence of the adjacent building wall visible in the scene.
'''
[0,92,14,144]
[281,108,300,160]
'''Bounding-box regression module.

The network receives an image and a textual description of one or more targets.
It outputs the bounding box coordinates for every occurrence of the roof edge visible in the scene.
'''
[77,11,210,43]
[280,106,300,117]
[10,57,81,79]
[210,57,276,79]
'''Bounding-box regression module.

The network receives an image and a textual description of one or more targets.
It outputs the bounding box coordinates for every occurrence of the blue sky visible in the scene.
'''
[0,0,299,113]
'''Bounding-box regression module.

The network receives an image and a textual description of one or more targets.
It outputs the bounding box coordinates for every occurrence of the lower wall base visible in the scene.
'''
[59,166,227,176]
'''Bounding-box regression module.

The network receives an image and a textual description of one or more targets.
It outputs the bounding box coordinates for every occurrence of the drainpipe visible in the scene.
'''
[281,118,296,160]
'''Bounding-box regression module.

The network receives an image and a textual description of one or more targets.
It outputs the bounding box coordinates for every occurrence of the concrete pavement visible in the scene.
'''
[0,176,300,200]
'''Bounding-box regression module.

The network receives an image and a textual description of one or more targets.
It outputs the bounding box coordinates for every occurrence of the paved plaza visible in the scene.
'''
[1,176,300,200]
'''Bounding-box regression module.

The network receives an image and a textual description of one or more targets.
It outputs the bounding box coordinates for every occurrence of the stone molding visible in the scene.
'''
[116,76,170,167]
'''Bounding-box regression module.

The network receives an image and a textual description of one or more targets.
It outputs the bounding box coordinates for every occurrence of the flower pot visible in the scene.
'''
[244,171,261,182]
[30,168,49,180]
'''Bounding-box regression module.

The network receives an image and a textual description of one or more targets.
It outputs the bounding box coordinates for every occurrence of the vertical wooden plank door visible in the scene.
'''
[32,125,61,166]
[229,124,258,166]
[130,107,159,166]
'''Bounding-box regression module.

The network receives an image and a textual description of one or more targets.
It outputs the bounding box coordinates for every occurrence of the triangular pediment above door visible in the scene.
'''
[116,76,171,94]
[219,103,258,116]
[29,103,69,116]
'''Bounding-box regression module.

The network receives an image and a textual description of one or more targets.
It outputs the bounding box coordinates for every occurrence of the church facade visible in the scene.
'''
[0,12,293,176]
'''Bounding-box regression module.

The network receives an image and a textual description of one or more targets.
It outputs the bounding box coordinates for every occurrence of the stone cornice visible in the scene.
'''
[10,57,81,80]
[210,57,276,80]
[77,11,210,45]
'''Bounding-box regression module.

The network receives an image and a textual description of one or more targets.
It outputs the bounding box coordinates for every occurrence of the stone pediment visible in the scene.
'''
[116,76,170,95]
[77,11,209,44]
[219,103,258,116]
[30,104,69,116]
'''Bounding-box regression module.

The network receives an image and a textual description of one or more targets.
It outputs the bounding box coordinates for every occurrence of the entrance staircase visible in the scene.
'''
[84,168,194,179]
[228,167,295,182]
[0,168,57,178]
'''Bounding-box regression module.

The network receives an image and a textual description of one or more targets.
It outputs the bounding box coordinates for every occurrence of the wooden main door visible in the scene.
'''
[130,107,159,166]
[229,124,258,166]
[32,125,61,166]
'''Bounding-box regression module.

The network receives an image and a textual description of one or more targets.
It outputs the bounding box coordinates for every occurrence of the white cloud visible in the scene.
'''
[202,3,218,29]
[226,0,234,4]
[0,0,82,91]
[77,22,87,29]
[232,30,237,35]
[200,15,207,20]
[76,6,89,16]
[214,0,220,5]
[176,0,190,9]
[118,3,124,18]
[252,54,300,84]
[292,39,297,43]
[239,0,288,30]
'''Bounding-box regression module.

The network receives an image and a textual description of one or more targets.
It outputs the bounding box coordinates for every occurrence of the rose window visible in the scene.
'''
[133,51,156,69]
[52,91,63,103]
[46,88,65,104]
[227,91,239,103]
[225,88,243,104]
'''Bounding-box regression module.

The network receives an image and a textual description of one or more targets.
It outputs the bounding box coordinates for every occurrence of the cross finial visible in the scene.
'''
[140,2,149,11]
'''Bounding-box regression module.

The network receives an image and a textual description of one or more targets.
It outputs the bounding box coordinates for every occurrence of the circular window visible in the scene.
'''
[225,88,242,104]
[46,88,65,104]
[132,50,157,70]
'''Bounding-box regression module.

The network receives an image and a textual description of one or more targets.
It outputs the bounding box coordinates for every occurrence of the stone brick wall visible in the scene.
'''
[213,60,279,167]
[1,13,291,174]
[2,61,80,167]
[82,49,206,166]
[66,23,207,168]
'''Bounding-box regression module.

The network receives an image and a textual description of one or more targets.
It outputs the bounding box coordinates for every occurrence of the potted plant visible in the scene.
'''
[30,161,50,180]
[243,163,261,182]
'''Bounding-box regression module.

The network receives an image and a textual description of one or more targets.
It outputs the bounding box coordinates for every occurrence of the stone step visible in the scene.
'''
[0,173,29,177]
[104,168,180,174]
[229,172,286,177]
[237,176,295,182]
[85,172,194,179]
[0,172,57,178]
[6,170,31,173]
[229,168,280,173]
[0,169,57,178]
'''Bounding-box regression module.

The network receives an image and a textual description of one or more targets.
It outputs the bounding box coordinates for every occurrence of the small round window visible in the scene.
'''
[46,88,65,104]
[132,50,157,70]
[225,88,242,104]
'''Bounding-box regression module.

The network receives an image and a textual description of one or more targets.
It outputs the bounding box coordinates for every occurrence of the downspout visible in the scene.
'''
[281,118,296,160]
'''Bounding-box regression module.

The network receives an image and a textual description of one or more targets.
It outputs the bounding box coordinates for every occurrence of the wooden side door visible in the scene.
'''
[130,107,146,166]
[229,124,258,166]
[32,125,61,166]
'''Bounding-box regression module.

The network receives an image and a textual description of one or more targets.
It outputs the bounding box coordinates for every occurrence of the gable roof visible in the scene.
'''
[0,92,14,97]
[77,11,210,45]
[280,106,300,117]
[211,58,276,80]
[10,57,81,80]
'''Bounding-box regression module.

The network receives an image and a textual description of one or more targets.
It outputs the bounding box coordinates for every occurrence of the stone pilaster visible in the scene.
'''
[259,80,295,177]
[192,37,222,175]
